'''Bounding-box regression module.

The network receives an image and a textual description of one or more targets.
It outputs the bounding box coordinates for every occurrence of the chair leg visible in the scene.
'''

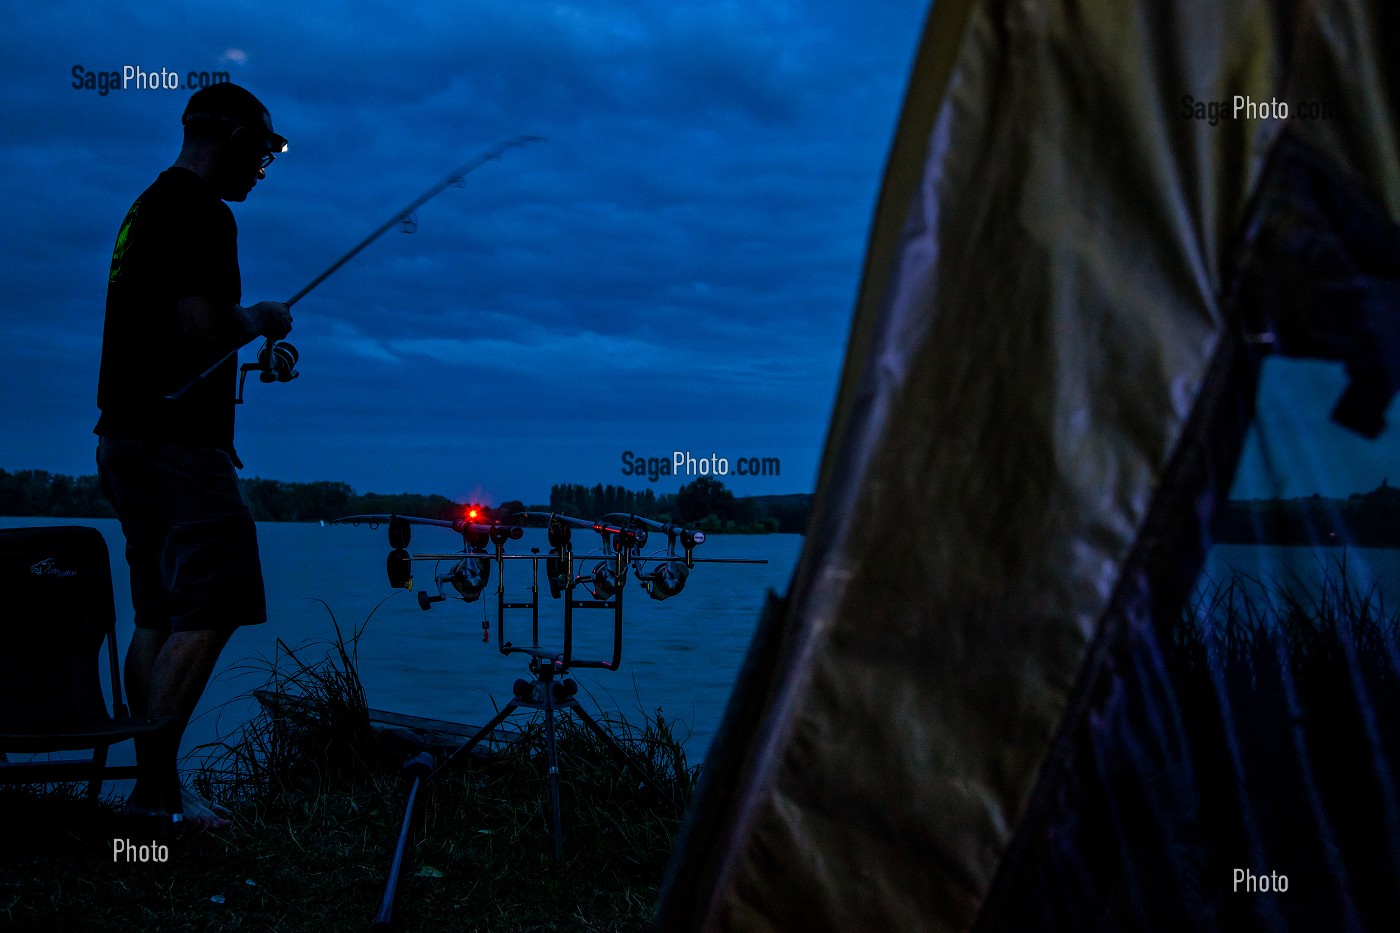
[88,745,109,802]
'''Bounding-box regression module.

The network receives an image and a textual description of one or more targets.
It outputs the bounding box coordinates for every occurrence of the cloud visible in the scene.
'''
[3,0,928,501]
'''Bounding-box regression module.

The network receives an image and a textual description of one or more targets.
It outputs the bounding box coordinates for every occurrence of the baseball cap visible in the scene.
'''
[181,83,287,152]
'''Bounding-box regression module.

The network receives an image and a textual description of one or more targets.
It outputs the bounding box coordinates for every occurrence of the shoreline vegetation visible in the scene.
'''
[1,603,693,931]
[0,469,813,535]
[999,561,1400,928]
[6,564,1399,927]
[1214,479,1400,547]
[4,560,1400,924]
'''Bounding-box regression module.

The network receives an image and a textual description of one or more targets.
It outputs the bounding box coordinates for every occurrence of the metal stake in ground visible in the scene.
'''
[373,751,435,931]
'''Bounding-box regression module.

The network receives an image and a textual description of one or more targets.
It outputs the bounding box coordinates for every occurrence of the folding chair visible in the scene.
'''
[0,525,170,801]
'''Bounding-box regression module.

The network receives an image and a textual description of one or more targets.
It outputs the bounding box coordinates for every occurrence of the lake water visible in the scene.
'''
[1,516,802,770]
[9,513,1396,778]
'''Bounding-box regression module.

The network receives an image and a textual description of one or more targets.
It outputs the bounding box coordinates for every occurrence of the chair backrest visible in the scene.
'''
[0,526,116,734]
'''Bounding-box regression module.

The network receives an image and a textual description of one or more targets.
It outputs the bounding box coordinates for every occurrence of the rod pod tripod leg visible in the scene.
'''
[567,701,675,806]
[370,665,677,927]
[540,666,565,863]
[430,662,677,862]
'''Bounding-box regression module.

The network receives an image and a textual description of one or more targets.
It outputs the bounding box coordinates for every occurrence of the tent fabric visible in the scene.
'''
[659,1,1400,930]
[984,133,1400,931]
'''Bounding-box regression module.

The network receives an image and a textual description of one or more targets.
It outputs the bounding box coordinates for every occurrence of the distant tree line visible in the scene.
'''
[539,478,812,534]
[238,479,466,524]
[0,469,464,525]
[0,470,115,518]
[546,483,663,518]
[0,468,813,534]
[1214,480,1400,547]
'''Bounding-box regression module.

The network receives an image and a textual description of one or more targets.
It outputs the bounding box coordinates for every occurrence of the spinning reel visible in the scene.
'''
[602,513,707,602]
[372,514,521,613]
[331,507,764,665]
[236,339,299,404]
[333,504,767,909]
[533,513,644,604]
[533,512,710,604]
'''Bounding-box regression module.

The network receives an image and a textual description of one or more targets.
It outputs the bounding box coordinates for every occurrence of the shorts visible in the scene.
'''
[97,437,267,634]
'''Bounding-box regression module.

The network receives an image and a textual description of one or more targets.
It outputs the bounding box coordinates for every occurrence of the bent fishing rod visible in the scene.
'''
[166,134,544,402]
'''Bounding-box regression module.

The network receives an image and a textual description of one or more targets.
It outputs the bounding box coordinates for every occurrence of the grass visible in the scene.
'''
[0,602,696,931]
[1001,555,1400,931]
[1165,558,1400,928]
[15,560,1398,929]
[1174,554,1400,693]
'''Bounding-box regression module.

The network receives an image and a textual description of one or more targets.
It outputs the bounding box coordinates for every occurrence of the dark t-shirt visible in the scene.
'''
[95,168,242,454]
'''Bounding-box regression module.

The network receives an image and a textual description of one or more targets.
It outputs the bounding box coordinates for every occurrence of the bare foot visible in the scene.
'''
[179,784,232,830]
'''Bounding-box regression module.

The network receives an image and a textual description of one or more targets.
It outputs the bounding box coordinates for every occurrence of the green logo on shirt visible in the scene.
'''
[109,201,139,284]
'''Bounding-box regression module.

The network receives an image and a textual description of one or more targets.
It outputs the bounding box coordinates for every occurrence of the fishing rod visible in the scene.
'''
[332,508,767,610]
[167,134,545,403]
[333,505,767,905]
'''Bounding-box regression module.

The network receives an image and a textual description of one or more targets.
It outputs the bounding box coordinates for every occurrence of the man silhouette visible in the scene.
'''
[95,82,292,828]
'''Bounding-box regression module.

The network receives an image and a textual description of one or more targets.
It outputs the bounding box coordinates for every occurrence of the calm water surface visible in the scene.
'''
[2,517,801,767]
[13,513,1395,774]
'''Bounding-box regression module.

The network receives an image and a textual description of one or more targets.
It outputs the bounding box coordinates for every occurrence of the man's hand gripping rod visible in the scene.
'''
[167,134,545,402]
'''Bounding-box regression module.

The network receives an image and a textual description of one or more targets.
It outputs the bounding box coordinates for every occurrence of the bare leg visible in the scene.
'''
[124,628,167,717]
[128,628,232,819]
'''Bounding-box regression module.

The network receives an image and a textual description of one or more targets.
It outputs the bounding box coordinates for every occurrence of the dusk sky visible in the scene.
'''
[7,0,1394,514]
[3,1,928,506]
